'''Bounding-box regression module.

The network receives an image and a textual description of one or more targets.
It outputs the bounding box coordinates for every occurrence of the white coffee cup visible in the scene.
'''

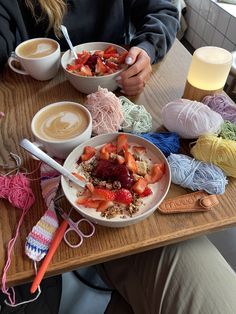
[31,101,92,159]
[8,38,61,81]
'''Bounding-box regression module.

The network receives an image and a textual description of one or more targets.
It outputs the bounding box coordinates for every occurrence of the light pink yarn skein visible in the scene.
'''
[161,99,224,139]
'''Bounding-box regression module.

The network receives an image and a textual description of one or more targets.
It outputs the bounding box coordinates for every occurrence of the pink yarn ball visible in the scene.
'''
[84,87,124,135]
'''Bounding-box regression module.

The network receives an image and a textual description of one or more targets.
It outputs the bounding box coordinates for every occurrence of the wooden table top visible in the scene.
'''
[1,40,236,287]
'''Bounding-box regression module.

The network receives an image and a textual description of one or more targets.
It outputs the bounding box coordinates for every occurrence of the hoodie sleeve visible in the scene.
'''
[0,0,28,71]
[128,0,179,64]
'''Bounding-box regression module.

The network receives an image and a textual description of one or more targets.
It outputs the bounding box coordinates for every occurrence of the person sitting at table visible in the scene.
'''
[0,0,179,96]
[1,236,236,313]
[99,236,236,314]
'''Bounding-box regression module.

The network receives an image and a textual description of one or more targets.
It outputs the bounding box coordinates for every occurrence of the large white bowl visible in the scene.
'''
[61,42,128,94]
[61,133,171,228]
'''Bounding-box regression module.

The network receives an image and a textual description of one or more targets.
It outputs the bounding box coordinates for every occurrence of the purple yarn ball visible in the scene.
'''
[202,94,236,124]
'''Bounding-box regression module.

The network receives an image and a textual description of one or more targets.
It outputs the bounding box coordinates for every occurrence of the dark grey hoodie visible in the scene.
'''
[0,0,179,70]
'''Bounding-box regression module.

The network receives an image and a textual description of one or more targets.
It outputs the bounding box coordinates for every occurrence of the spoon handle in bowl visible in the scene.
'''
[60,25,78,60]
[20,138,85,188]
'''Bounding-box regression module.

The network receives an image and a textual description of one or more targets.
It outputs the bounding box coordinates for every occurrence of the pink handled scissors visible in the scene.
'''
[56,206,95,248]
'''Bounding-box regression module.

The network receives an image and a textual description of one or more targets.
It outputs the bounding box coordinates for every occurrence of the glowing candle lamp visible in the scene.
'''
[183,46,233,101]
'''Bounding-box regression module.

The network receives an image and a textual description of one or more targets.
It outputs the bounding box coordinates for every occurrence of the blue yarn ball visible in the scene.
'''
[168,153,228,194]
[139,132,180,156]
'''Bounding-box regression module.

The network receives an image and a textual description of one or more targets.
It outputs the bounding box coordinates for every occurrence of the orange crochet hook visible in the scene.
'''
[30,219,68,294]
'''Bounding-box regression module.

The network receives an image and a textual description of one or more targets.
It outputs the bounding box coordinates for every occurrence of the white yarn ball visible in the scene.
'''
[161,99,224,139]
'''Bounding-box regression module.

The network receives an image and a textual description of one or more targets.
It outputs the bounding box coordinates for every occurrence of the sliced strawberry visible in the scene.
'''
[66,63,82,72]
[124,151,138,173]
[79,146,96,162]
[81,188,92,197]
[75,51,90,65]
[94,50,104,58]
[80,153,94,162]
[117,155,125,165]
[105,60,119,70]
[72,172,86,182]
[145,162,165,184]
[97,201,114,212]
[76,195,89,205]
[103,53,119,59]
[92,188,115,201]
[114,188,133,205]
[95,57,107,75]
[104,45,117,54]
[132,178,148,195]
[133,146,146,155]
[77,65,93,76]
[82,199,101,209]
[117,51,128,64]
[117,134,128,153]
[100,143,117,154]
[99,151,110,160]
[84,146,96,156]
[86,182,95,193]
[140,186,153,197]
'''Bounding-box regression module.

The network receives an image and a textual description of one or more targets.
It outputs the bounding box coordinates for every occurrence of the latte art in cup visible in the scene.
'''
[31,101,92,159]
[34,104,89,141]
[17,39,58,59]
[8,38,60,81]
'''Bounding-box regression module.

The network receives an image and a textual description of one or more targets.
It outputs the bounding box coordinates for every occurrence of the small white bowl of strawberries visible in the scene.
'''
[61,133,171,227]
[61,42,128,94]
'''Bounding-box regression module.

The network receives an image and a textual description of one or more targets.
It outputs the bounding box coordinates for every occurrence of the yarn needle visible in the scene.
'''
[19,139,85,188]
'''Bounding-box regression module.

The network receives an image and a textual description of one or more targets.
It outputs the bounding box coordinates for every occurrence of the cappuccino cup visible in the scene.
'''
[31,101,92,159]
[8,38,61,81]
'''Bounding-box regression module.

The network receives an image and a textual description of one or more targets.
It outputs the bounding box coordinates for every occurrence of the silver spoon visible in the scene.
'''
[60,25,78,60]
[20,139,85,188]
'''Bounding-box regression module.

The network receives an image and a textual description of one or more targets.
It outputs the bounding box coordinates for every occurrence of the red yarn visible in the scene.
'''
[0,172,35,210]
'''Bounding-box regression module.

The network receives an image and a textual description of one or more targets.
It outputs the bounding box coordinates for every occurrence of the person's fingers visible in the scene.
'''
[122,69,151,87]
[119,69,151,96]
[125,46,141,65]
[116,47,152,96]
[121,53,148,80]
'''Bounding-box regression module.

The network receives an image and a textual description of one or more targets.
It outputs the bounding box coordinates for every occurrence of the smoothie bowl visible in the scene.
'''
[61,133,171,227]
[61,42,128,94]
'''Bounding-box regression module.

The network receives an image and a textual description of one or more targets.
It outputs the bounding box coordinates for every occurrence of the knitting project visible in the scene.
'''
[25,163,60,262]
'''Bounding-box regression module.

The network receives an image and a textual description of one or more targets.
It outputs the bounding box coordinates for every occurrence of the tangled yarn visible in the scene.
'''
[84,87,124,135]
[161,98,224,139]
[202,94,236,124]
[220,120,236,141]
[0,172,35,210]
[119,96,152,133]
[190,134,236,177]
[1,170,35,305]
[168,153,227,194]
[140,132,180,156]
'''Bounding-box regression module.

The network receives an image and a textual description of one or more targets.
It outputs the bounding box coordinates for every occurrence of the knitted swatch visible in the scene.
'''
[25,163,60,262]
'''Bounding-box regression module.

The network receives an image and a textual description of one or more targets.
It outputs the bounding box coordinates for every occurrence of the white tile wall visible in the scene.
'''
[226,16,236,43]
[202,22,214,44]
[216,10,231,34]
[211,29,224,47]
[185,0,236,52]
[199,0,210,20]
[208,1,220,26]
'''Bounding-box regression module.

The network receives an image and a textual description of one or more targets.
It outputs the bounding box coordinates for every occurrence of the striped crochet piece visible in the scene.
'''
[25,163,61,262]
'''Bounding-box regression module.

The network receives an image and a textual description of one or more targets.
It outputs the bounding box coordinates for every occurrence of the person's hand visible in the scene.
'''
[116,47,152,96]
